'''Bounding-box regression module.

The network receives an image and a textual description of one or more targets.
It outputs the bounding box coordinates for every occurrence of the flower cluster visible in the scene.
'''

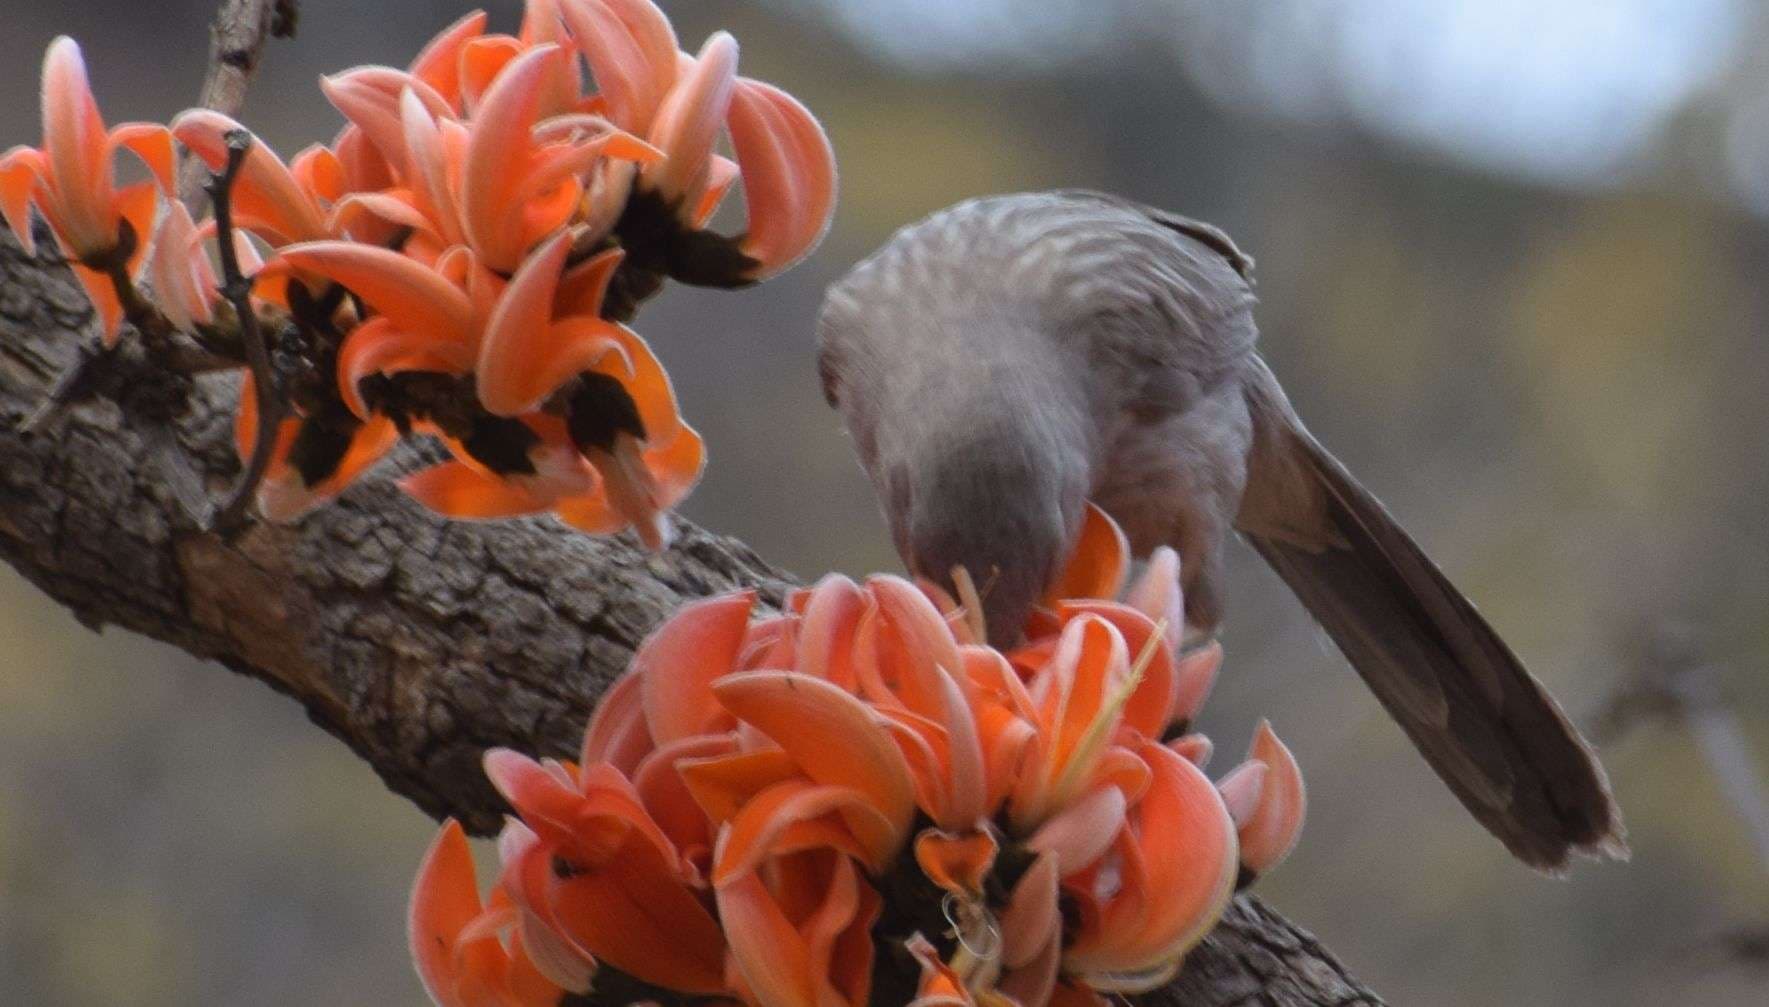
[2,0,834,545]
[411,509,1306,1006]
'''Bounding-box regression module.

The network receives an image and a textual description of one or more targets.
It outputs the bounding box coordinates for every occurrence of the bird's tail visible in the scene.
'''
[1237,366,1626,871]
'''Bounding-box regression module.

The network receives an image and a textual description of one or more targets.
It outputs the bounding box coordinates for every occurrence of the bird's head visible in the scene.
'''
[889,423,1087,647]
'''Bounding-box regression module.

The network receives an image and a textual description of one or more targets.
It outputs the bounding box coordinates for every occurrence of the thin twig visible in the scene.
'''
[178,0,300,212]
[210,130,281,535]
[1674,668,1769,873]
[1595,624,1769,877]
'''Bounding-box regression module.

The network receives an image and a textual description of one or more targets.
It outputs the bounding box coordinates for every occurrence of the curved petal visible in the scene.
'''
[1001,851,1060,972]
[172,110,328,245]
[1235,721,1306,876]
[643,32,738,207]
[108,122,175,196]
[579,670,653,775]
[796,573,864,690]
[1167,733,1213,769]
[40,37,114,255]
[256,415,399,523]
[1216,760,1267,828]
[474,229,572,415]
[563,0,679,133]
[501,316,629,418]
[1169,641,1223,728]
[1056,600,1176,741]
[711,671,915,866]
[870,574,966,710]
[1064,741,1239,978]
[912,827,998,899]
[715,865,820,1007]
[635,590,755,746]
[146,200,213,330]
[327,189,438,241]
[290,142,347,205]
[410,9,490,109]
[483,748,595,853]
[631,732,737,860]
[552,247,623,318]
[726,77,837,278]
[399,88,467,245]
[598,324,686,442]
[546,848,727,993]
[401,461,552,519]
[642,417,704,510]
[458,34,524,114]
[1125,546,1184,658]
[337,315,474,419]
[1027,785,1126,876]
[274,241,473,347]
[815,855,880,1007]
[319,66,453,174]
[334,122,396,192]
[1045,501,1129,604]
[712,779,891,882]
[461,44,566,269]
[692,154,738,227]
[1012,615,1131,828]
[408,820,504,1007]
[676,747,801,828]
[0,146,44,253]
[928,659,987,829]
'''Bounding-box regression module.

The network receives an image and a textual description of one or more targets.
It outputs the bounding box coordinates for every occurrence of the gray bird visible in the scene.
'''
[816,190,1625,871]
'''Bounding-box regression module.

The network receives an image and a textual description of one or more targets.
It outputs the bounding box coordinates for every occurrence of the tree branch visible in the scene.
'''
[0,231,1380,1004]
[177,0,299,210]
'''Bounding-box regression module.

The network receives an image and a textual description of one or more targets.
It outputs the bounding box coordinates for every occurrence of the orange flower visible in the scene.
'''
[145,201,233,332]
[172,110,335,247]
[232,372,402,522]
[714,825,882,1006]
[481,748,729,993]
[408,819,566,1007]
[275,229,701,546]
[1060,739,1240,989]
[565,0,837,279]
[432,548,1288,1004]
[1217,720,1308,879]
[0,37,173,342]
[340,44,658,272]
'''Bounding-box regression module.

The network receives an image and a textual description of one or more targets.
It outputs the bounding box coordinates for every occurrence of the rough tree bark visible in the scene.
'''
[0,229,1381,1004]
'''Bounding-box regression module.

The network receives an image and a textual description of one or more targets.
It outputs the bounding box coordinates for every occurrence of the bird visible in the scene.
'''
[815,189,1625,872]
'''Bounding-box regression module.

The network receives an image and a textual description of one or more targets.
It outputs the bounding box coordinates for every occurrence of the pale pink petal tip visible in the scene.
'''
[1235,720,1306,877]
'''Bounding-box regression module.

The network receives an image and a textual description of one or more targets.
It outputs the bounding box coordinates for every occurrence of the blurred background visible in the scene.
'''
[2,0,1767,1003]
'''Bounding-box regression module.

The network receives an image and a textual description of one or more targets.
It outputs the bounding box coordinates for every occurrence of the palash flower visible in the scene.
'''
[145,199,244,333]
[171,110,340,248]
[0,36,174,342]
[324,42,660,273]
[562,0,838,280]
[408,819,565,1007]
[1217,719,1308,881]
[413,510,1307,1005]
[0,0,835,537]
[310,0,837,285]
[231,371,402,523]
[481,748,729,993]
[275,228,703,546]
